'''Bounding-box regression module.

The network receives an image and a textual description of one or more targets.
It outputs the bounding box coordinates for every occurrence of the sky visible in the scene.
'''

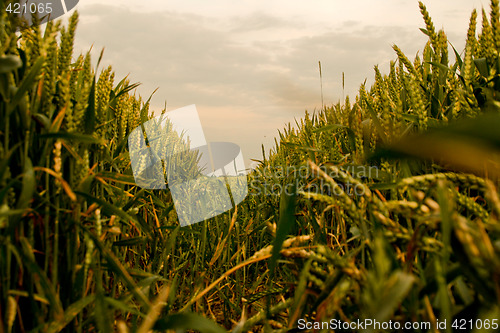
[64,0,488,170]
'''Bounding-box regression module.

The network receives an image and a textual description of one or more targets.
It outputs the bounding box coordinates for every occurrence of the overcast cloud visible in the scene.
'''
[69,1,488,167]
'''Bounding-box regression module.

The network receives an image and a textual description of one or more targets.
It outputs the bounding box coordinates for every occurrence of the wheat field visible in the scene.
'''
[1,0,500,332]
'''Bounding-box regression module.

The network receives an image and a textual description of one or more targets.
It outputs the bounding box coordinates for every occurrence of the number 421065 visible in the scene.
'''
[6,2,53,15]
[452,319,498,330]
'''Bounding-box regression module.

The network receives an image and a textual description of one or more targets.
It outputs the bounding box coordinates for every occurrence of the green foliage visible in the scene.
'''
[0,4,226,332]
[245,0,500,330]
[1,0,500,332]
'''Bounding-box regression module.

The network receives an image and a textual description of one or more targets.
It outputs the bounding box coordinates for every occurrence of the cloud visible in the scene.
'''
[228,11,297,33]
[71,3,472,164]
